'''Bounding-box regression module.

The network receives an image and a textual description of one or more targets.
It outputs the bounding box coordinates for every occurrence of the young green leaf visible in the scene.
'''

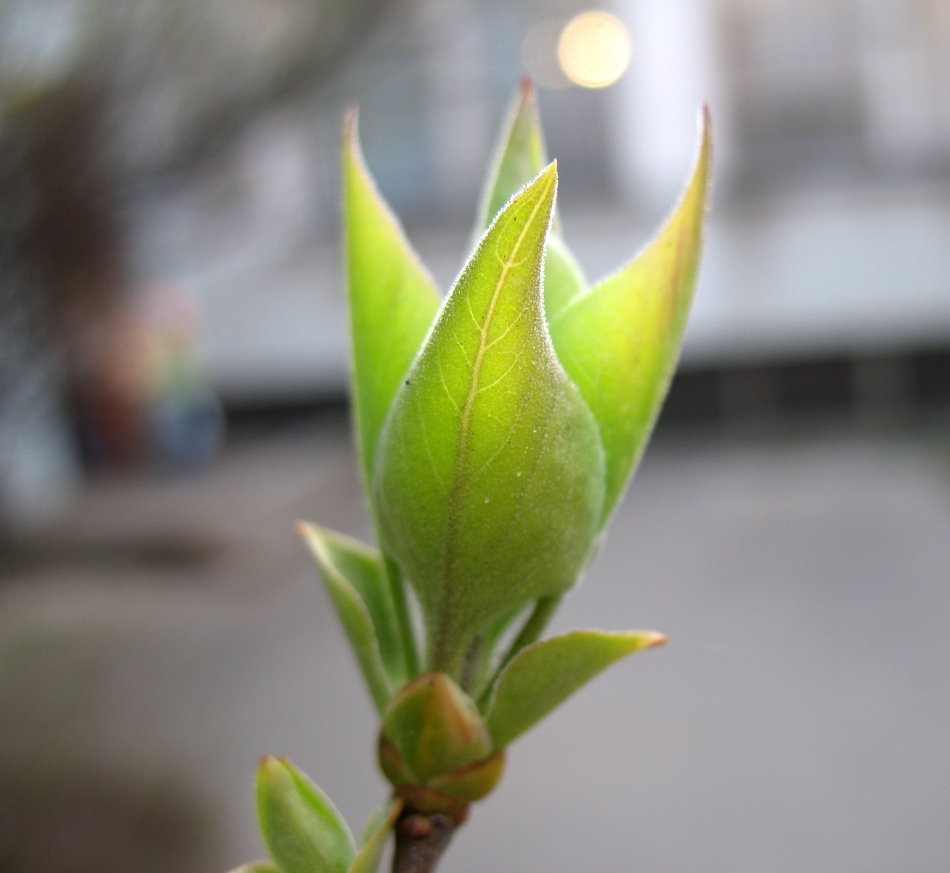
[549,108,713,525]
[344,108,441,491]
[484,629,668,749]
[382,673,492,780]
[298,523,395,713]
[256,757,356,873]
[474,78,587,321]
[374,164,605,674]
[377,733,422,787]
[348,799,403,873]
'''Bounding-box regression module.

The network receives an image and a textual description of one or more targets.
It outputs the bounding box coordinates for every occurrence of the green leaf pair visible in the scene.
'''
[240,757,402,873]
[297,79,709,805]
[373,627,664,803]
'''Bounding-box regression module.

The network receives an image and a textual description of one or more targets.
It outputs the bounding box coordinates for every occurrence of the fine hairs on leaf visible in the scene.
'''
[233,79,711,873]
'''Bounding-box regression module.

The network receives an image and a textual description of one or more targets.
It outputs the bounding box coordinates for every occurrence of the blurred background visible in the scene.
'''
[1,1,949,871]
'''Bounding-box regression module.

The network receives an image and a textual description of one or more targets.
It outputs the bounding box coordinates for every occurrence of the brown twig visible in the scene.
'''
[391,810,457,873]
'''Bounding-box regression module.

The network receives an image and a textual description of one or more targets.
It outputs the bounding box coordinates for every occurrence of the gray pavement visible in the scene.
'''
[2,416,949,873]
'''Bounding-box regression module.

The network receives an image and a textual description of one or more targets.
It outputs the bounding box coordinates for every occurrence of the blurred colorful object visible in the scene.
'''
[75,285,224,469]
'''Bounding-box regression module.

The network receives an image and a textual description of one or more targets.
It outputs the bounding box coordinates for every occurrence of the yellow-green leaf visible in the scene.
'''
[484,629,668,749]
[549,108,712,525]
[298,523,395,713]
[343,109,441,491]
[256,757,356,873]
[426,750,506,802]
[374,164,605,674]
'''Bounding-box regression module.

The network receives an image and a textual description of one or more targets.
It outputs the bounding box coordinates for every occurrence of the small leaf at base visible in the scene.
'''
[485,629,668,749]
[256,757,356,873]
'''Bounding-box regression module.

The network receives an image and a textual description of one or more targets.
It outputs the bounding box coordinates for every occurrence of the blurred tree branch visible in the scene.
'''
[0,0,394,486]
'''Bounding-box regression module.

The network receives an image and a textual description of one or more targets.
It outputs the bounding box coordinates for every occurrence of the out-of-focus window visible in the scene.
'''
[719,0,950,191]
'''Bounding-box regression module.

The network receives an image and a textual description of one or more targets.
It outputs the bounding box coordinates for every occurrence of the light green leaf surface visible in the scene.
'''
[344,109,441,491]
[382,673,491,780]
[256,757,356,873]
[549,108,712,525]
[474,79,587,321]
[349,799,402,873]
[298,523,395,712]
[375,164,605,674]
[544,235,587,321]
[225,864,280,873]
[485,629,668,749]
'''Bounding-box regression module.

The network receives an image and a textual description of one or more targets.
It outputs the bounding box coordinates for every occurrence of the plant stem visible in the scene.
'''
[391,811,457,873]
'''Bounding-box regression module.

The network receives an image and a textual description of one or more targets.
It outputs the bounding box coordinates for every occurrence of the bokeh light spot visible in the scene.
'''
[522,19,572,90]
[558,11,632,89]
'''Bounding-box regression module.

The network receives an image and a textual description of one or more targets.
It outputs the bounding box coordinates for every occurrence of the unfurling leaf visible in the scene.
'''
[375,164,605,674]
[485,629,668,749]
[382,673,491,780]
[348,799,403,873]
[343,108,441,493]
[298,523,395,713]
[256,757,356,873]
[549,107,712,525]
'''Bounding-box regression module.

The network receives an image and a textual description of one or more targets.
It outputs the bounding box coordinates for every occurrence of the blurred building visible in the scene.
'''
[116,0,950,405]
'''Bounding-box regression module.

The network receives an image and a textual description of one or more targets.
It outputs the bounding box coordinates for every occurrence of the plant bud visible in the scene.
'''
[382,673,492,781]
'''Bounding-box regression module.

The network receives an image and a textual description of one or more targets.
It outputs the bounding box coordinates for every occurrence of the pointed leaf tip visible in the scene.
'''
[344,112,441,495]
[475,83,552,234]
[375,163,605,673]
[298,522,396,713]
[256,757,356,873]
[549,107,712,525]
[348,799,403,873]
[485,629,668,749]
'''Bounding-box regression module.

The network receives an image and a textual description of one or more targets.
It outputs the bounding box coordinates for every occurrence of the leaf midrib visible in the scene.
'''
[431,174,554,670]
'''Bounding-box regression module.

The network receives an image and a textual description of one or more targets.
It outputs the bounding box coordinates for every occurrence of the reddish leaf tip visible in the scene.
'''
[342,104,360,143]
